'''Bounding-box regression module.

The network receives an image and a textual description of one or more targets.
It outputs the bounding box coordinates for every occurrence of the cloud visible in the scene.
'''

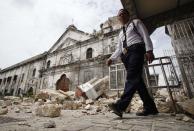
[12,0,35,9]
[0,0,173,69]
[0,0,123,69]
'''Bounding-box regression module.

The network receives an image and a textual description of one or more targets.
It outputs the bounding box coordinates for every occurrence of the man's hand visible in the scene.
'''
[145,50,155,64]
[106,59,113,66]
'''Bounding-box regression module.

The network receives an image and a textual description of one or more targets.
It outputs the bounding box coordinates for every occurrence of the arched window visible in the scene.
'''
[32,68,36,77]
[0,79,2,86]
[47,60,51,68]
[21,73,25,82]
[86,48,93,59]
[3,78,6,84]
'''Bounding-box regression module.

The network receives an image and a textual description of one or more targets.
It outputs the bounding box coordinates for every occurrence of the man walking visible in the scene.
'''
[107,9,158,118]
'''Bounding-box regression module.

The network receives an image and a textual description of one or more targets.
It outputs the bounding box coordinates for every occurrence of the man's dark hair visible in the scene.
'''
[118,9,130,16]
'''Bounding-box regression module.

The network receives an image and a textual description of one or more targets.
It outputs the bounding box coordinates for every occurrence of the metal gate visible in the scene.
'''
[109,56,181,113]
[167,17,194,98]
[109,63,125,91]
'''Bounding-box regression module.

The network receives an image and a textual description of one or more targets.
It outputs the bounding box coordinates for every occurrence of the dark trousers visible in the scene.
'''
[116,44,157,112]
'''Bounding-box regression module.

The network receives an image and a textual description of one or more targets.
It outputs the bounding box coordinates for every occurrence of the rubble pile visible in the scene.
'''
[177,98,194,117]
[154,88,189,113]
[76,76,109,99]
[32,101,61,118]
[0,96,33,116]
[35,89,73,103]
[0,107,8,115]
[126,94,143,113]
[0,76,193,122]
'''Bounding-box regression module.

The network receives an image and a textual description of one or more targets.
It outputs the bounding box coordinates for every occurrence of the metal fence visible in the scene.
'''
[109,56,182,112]
[109,63,125,91]
[167,17,194,98]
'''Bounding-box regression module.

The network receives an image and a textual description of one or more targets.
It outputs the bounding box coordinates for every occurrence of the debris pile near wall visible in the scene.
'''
[177,98,194,117]
[154,89,189,113]
[0,77,193,121]
[32,101,61,118]
[0,96,33,116]
[76,76,109,99]
[35,89,74,103]
[0,107,8,115]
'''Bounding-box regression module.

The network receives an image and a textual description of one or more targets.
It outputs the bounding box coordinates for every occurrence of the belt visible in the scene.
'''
[126,42,145,49]
[123,42,145,55]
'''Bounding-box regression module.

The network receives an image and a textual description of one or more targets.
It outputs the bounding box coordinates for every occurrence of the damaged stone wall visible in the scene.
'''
[0,16,120,96]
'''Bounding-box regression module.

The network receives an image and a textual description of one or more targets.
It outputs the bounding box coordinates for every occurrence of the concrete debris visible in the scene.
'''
[35,89,67,103]
[85,104,92,110]
[4,96,21,101]
[21,102,33,106]
[18,122,31,127]
[13,101,21,105]
[75,88,87,98]
[156,89,169,98]
[0,79,191,119]
[25,109,32,113]
[103,91,118,99]
[175,114,193,122]
[0,107,8,115]
[63,101,82,110]
[58,90,75,100]
[79,96,86,104]
[156,101,174,113]
[152,89,189,113]
[86,99,94,105]
[177,98,194,116]
[4,100,12,106]
[182,116,193,122]
[0,100,5,106]
[98,98,116,105]
[126,95,143,113]
[43,120,56,128]
[35,91,49,101]
[77,76,109,99]
[32,103,61,118]
[45,99,58,105]
[82,104,107,115]
[1,105,7,108]
[175,115,183,121]
[14,107,20,113]
[23,98,34,103]
[34,100,44,106]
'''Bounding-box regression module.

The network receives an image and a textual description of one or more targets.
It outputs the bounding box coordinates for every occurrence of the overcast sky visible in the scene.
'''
[0,0,173,69]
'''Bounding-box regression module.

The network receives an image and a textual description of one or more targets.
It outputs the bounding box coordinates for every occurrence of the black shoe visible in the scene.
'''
[136,110,158,116]
[108,103,123,118]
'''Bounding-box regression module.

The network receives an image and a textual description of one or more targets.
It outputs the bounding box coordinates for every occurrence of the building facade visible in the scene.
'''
[0,17,121,96]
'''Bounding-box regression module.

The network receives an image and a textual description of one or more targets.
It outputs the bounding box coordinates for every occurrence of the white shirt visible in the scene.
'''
[110,19,153,61]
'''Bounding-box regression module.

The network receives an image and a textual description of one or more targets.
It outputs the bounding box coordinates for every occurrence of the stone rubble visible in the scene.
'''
[0,77,193,122]
[14,107,20,113]
[0,90,189,117]
[177,98,194,116]
[18,122,31,127]
[0,107,8,115]
[182,115,193,122]
[32,103,61,118]
[35,89,73,103]
[43,120,56,128]
[76,76,109,99]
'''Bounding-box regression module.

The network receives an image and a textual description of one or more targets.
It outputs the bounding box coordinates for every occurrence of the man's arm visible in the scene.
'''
[110,38,122,61]
[135,19,155,63]
[107,38,122,66]
[135,19,153,52]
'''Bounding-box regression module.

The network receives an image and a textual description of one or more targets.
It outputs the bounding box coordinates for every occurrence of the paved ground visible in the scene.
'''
[0,110,194,131]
